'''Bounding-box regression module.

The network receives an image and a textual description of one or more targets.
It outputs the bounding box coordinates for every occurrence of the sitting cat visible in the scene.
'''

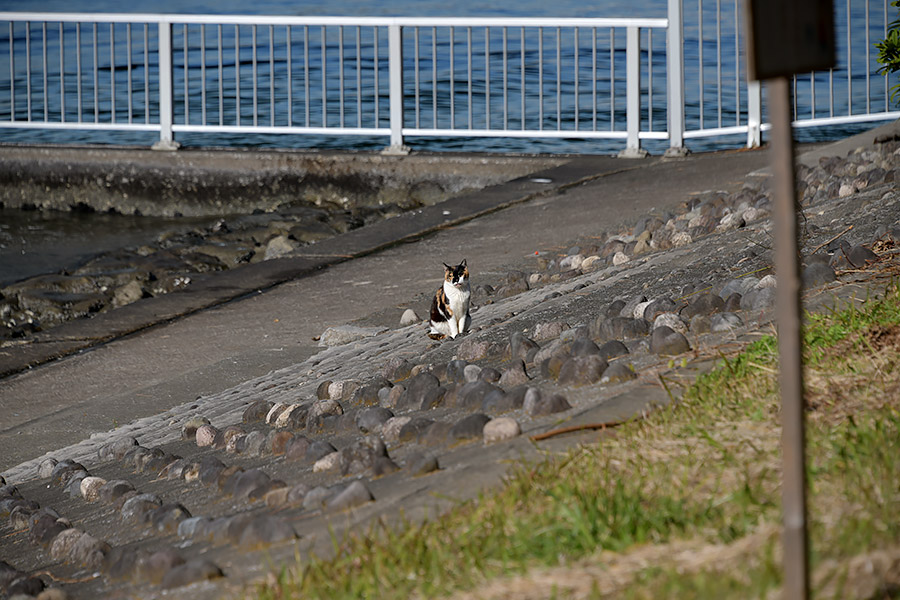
[428,259,471,340]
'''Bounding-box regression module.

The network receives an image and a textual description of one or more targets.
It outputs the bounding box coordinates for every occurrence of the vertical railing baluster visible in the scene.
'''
[183,24,189,124]
[414,26,420,128]
[201,24,206,125]
[698,0,703,128]
[734,0,740,126]
[321,26,326,127]
[374,26,380,127]
[811,71,816,119]
[538,27,543,129]
[556,26,561,130]
[386,22,405,151]
[623,26,642,155]
[592,27,597,130]
[716,0,722,128]
[126,23,132,124]
[574,28,579,130]
[847,0,851,114]
[235,25,240,126]
[156,19,177,148]
[432,27,437,128]
[793,75,798,118]
[450,26,455,128]
[304,26,309,127]
[75,23,82,123]
[648,29,652,132]
[26,21,31,121]
[143,23,148,124]
[610,28,614,130]
[217,24,223,127]
[93,23,99,122]
[467,26,472,130]
[829,66,834,117]
[60,22,66,122]
[355,26,361,128]
[865,0,870,113]
[521,27,525,130]
[338,25,344,126]
[269,24,274,127]
[485,28,490,130]
[287,25,292,127]
[251,25,257,127]
[8,22,14,121]
[43,22,48,121]
[503,27,508,130]
[109,23,114,123]
[747,80,761,147]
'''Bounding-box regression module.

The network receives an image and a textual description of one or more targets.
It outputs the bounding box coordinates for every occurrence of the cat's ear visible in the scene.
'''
[443,262,453,271]
[461,258,467,268]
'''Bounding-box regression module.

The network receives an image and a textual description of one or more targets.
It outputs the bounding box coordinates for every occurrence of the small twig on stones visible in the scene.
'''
[530,420,626,442]
[747,237,772,251]
[33,570,101,584]
[811,224,854,255]
[737,266,773,279]
[746,361,777,374]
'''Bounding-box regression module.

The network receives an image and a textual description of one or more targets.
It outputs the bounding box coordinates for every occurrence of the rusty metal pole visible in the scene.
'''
[768,76,809,600]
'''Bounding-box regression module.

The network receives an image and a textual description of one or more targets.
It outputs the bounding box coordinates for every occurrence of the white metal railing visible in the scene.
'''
[0,12,668,154]
[678,0,900,147]
[1,1,898,154]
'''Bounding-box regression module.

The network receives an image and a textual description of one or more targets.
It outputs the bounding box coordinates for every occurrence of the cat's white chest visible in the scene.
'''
[444,280,470,313]
[444,280,470,322]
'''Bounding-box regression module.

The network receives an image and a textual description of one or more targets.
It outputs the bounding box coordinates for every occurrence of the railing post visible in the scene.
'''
[152,20,180,151]
[618,26,649,158]
[383,22,410,155]
[747,79,762,147]
[665,0,688,156]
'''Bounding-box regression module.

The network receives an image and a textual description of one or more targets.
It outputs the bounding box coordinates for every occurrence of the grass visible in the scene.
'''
[254,284,900,600]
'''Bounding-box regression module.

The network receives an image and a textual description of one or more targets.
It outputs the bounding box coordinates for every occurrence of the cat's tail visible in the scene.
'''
[427,331,446,340]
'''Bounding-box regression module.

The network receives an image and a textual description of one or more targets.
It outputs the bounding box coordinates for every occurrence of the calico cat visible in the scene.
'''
[428,259,471,340]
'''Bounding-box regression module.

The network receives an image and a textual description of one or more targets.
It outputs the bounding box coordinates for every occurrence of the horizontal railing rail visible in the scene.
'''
[0,1,897,154]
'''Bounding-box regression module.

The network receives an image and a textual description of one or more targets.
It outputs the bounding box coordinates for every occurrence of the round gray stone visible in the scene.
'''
[601,362,638,384]
[326,480,374,512]
[558,355,608,387]
[450,413,491,441]
[597,339,629,361]
[710,312,744,333]
[649,326,691,356]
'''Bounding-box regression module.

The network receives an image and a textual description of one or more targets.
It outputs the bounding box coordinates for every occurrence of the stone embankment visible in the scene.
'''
[0,202,399,339]
[2,137,900,599]
[0,149,558,341]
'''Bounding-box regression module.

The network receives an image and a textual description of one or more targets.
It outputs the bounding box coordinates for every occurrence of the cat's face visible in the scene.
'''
[443,260,469,288]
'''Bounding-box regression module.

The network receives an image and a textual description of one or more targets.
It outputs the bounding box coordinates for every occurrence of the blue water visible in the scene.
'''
[0,0,893,154]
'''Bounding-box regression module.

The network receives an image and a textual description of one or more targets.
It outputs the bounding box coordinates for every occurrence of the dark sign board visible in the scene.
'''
[745,0,836,80]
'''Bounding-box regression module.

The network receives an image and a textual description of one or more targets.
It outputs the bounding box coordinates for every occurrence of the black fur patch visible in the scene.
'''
[443,259,468,286]
[430,288,452,322]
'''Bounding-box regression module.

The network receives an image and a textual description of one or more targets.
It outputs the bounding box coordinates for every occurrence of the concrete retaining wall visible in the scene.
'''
[0,145,562,217]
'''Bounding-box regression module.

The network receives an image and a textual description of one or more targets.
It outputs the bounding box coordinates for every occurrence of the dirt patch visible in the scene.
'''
[866,323,900,352]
